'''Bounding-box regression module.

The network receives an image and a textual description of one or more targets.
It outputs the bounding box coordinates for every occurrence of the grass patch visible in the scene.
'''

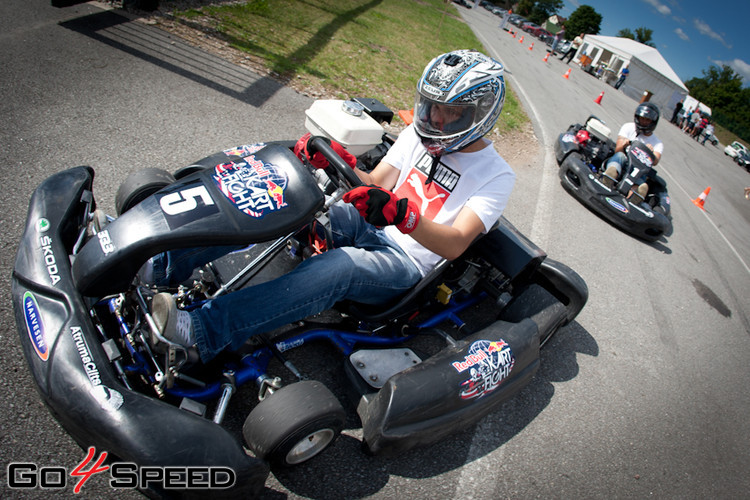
[159,0,528,133]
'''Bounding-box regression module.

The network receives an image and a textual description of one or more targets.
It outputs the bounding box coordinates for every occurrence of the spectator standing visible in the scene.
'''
[560,33,584,64]
[550,26,565,55]
[671,99,683,124]
[614,66,629,89]
[685,109,700,135]
[692,115,709,140]
[701,123,715,145]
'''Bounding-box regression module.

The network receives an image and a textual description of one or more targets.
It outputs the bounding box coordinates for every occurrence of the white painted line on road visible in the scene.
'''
[477,31,557,247]
[453,31,559,500]
[659,168,750,275]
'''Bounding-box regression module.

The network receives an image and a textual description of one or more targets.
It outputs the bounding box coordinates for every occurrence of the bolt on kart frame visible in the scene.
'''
[554,115,672,242]
[12,98,588,497]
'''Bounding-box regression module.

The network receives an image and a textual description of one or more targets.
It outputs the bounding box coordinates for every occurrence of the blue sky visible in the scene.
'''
[559,0,750,87]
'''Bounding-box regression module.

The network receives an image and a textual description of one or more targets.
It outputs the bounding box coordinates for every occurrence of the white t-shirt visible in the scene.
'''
[381,125,516,275]
[618,122,664,156]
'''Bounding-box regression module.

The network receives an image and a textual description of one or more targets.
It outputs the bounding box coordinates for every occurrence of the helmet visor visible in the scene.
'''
[414,95,476,138]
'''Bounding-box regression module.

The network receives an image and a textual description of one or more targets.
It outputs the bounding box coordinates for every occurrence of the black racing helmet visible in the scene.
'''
[634,102,660,134]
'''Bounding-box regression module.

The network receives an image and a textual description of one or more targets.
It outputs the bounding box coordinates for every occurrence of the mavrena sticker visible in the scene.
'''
[23,291,48,361]
[605,197,629,214]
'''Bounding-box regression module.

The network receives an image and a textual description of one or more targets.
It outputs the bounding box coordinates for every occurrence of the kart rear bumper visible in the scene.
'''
[12,167,268,497]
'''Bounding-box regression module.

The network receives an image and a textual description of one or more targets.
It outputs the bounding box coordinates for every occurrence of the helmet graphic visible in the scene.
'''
[634,102,660,135]
[414,50,505,156]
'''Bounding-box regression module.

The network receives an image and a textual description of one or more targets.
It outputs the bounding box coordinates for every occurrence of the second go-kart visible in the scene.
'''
[12,97,588,498]
[554,115,672,242]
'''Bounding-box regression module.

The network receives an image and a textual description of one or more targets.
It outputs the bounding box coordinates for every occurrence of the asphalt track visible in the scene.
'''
[1,2,749,499]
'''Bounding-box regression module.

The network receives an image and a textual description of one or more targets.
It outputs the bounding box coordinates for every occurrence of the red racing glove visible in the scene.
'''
[343,185,420,234]
[294,133,357,170]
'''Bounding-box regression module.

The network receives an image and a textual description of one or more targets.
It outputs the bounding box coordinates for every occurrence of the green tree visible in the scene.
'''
[617,28,634,39]
[617,27,655,46]
[564,5,601,39]
[634,27,655,47]
[686,65,749,142]
[527,0,563,25]
[516,0,534,17]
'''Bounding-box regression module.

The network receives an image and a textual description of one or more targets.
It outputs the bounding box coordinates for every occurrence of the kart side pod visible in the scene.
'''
[12,167,269,497]
[358,318,540,455]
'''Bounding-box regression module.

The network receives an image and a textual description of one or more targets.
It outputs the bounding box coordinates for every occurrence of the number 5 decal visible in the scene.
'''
[160,186,215,215]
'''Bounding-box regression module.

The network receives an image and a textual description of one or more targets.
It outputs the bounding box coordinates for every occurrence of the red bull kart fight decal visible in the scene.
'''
[453,339,515,400]
[213,155,288,218]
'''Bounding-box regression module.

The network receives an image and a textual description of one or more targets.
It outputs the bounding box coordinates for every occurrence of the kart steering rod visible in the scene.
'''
[309,136,363,189]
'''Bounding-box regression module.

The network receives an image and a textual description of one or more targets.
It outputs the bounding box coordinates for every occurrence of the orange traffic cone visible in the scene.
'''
[692,187,711,210]
[543,52,549,63]
[563,68,571,79]
[398,108,414,125]
[511,30,516,38]
[529,42,534,51]
[594,91,604,104]
[519,36,524,43]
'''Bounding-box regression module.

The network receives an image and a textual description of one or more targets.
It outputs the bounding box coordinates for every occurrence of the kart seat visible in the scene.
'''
[346,217,546,324]
[346,257,453,324]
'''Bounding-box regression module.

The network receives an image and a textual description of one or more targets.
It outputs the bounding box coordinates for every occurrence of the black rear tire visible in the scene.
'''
[115,168,175,215]
[243,381,345,468]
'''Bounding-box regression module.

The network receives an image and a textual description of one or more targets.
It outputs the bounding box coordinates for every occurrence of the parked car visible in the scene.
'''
[724,140,749,158]
[521,21,540,33]
[508,15,526,27]
[735,149,750,170]
[555,39,572,54]
[531,28,553,43]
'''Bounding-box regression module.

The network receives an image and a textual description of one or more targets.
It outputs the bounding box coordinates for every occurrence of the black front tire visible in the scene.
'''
[243,381,345,467]
[115,168,175,215]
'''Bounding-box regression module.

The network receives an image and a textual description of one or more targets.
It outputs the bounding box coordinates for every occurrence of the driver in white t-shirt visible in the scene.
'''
[602,102,664,199]
[151,50,516,363]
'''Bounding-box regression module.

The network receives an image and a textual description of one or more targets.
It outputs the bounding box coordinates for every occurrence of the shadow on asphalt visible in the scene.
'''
[59,0,384,109]
[60,9,285,107]
[261,320,597,499]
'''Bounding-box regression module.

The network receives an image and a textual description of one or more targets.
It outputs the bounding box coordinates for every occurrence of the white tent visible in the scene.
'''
[573,35,688,113]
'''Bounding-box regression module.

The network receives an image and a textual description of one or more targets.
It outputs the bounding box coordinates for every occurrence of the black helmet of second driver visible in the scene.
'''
[634,102,660,135]
[414,50,505,157]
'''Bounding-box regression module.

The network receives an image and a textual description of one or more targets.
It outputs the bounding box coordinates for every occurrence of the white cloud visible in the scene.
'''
[643,0,671,16]
[675,28,689,41]
[694,19,732,49]
[712,58,750,85]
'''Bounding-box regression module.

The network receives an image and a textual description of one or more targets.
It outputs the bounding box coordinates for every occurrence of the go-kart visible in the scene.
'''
[554,115,672,242]
[12,97,588,498]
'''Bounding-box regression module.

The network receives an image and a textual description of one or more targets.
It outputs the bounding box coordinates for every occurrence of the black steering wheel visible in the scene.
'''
[308,136,364,190]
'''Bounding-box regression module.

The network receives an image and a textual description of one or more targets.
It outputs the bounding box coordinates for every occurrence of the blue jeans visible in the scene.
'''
[606,151,628,178]
[173,203,422,362]
[606,151,653,185]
